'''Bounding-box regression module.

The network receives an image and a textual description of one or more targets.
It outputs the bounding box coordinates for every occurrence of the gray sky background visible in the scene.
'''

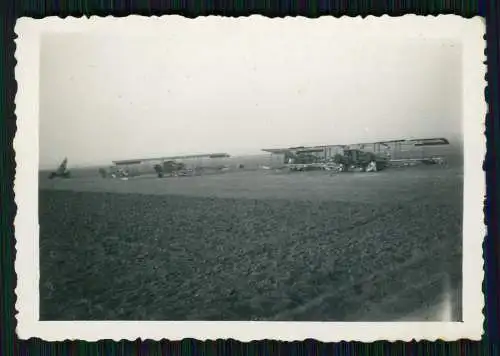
[39,28,462,169]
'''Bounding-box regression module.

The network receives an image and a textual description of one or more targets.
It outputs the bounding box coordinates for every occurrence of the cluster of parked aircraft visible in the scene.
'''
[47,137,450,180]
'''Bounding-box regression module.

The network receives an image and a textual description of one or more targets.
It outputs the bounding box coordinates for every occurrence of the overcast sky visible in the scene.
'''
[39,24,462,168]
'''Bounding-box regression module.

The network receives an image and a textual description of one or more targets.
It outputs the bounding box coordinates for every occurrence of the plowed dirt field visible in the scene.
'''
[39,165,463,321]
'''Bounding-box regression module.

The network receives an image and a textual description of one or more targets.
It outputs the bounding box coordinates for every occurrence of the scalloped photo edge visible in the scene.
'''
[13,14,486,342]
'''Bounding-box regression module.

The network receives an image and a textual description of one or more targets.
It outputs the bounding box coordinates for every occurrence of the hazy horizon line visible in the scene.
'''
[39,142,464,171]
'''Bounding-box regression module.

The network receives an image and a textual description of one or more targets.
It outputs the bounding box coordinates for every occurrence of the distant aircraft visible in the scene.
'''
[49,157,71,179]
[110,153,231,179]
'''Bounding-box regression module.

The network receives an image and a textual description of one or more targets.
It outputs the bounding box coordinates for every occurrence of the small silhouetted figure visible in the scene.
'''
[154,164,164,178]
[98,168,108,178]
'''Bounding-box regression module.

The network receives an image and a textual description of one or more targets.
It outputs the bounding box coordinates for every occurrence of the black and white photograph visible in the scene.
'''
[14,15,485,341]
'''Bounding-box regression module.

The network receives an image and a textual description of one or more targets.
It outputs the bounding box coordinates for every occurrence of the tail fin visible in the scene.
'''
[56,157,68,174]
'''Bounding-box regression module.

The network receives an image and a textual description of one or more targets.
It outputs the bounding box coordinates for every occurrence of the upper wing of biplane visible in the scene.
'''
[261,137,450,161]
[374,137,450,146]
[112,153,231,166]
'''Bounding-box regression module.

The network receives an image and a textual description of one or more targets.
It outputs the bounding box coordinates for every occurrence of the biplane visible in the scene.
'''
[262,137,450,173]
[106,153,231,179]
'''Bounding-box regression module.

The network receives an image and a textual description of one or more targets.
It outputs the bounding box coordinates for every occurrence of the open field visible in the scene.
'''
[39,165,463,321]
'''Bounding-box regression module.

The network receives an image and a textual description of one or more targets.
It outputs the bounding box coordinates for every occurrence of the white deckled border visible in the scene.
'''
[14,14,486,342]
